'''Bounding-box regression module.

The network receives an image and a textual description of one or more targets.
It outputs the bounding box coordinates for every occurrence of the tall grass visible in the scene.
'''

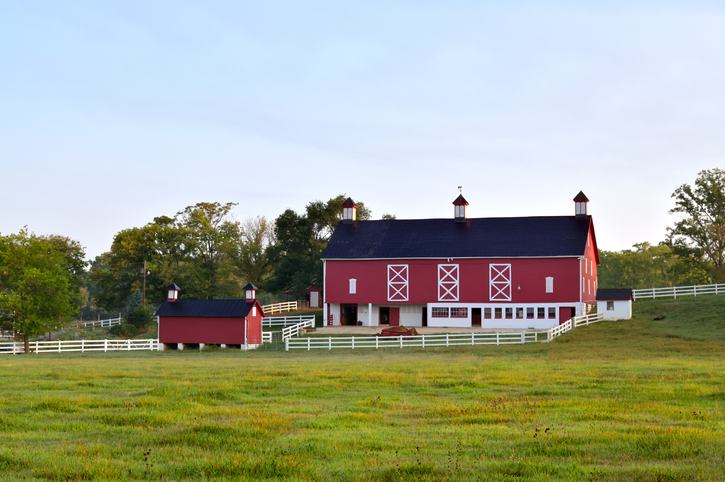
[0,296,724,480]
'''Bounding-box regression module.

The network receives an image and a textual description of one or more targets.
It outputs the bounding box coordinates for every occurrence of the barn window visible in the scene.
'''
[494,307,502,319]
[388,265,409,301]
[349,278,356,294]
[450,307,468,318]
[548,307,556,319]
[516,307,524,318]
[526,307,534,319]
[432,307,449,317]
[537,307,545,318]
[505,307,513,319]
[484,308,491,319]
[607,301,614,311]
[253,306,257,316]
[438,264,459,301]
[545,277,554,293]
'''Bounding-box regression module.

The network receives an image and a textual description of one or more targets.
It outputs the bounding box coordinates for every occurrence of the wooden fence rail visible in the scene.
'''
[0,338,159,355]
[261,301,298,315]
[285,312,606,351]
[632,283,725,300]
[71,317,124,329]
[262,315,315,328]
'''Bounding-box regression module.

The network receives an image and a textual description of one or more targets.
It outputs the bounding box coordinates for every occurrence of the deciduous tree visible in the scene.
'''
[0,229,84,352]
[667,168,725,281]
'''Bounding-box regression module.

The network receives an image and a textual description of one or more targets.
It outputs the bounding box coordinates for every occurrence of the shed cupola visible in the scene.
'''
[574,191,589,219]
[243,283,258,301]
[342,197,357,224]
[453,194,469,223]
[167,283,181,302]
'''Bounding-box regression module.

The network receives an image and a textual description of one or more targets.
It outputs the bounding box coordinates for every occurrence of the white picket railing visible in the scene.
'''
[282,317,316,340]
[286,331,549,351]
[0,338,159,355]
[71,317,124,329]
[263,315,316,328]
[632,283,725,301]
[261,301,298,315]
[285,312,606,351]
[262,332,273,344]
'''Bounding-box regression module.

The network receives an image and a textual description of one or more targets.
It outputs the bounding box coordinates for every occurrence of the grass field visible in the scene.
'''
[1,297,724,481]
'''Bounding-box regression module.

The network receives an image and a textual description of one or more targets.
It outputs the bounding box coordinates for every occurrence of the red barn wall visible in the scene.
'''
[325,257,584,305]
[159,317,245,345]
[246,303,263,345]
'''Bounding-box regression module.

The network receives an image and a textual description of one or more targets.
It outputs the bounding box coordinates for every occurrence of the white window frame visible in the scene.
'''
[490,264,512,301]
[438,264,459,301]
[349,278,356,294]
[545,277,554,293]
[388,264,409,302]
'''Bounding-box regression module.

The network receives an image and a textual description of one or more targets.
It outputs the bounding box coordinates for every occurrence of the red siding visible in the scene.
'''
[325,257,584,305]
[159,301,263,345]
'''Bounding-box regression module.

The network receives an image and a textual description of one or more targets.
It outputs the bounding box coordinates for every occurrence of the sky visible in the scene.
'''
[2,1,724,261]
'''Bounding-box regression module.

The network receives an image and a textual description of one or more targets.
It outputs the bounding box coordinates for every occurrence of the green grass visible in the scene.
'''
[1,297,724,480]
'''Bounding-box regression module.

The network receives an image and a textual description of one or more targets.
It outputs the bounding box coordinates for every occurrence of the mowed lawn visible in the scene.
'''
[1,297,725,481]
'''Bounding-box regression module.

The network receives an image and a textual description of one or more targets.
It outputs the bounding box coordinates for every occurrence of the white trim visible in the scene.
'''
[545,276,554,293]
[349,278,357,294]
[489,264,512,301]
[387,265,409,302]
[438,264,459,301]
[322,255,585,261]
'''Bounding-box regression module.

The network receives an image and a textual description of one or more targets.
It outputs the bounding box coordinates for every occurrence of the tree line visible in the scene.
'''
[3,170,724,344]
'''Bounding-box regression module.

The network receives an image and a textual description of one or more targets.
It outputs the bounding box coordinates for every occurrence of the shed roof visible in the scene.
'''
[596,289,633,301]
[323,216,594,259]
[156,299,257,318]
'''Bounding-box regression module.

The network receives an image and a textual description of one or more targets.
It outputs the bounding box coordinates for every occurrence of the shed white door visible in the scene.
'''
[310,291,319,308]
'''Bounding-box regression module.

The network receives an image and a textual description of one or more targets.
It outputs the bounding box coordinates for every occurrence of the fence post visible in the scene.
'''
[446,333,449,347]
[521,332,525,344]
[400,335,403,349]
[329,337,332,350]
[308,337,311,351]
[471,333,475,346]
[694,285,697,297]
[58,340,61,353]
[104,339,108,352]
[422,334,425,348]
[35,340,38,354]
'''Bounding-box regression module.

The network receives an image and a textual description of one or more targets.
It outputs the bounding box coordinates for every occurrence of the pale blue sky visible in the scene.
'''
[2,1,724,260]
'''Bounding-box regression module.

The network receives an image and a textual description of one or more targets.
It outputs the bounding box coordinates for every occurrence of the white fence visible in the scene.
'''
[261,301,298,314]
[71,317,123,329]
[633,283,725,301]
[0,338,159,355]
[285,312,605,351]
[262,315,315,328]
[281,317,316,339]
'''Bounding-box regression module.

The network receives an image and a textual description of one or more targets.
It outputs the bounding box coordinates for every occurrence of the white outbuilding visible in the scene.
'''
[596,289,633,321]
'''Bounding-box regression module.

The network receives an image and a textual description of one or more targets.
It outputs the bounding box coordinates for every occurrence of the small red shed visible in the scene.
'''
[155,283,264,350]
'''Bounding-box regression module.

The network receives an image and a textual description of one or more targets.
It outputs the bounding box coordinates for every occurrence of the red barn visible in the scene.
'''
[156,283,264,350]
[322,193,599,329]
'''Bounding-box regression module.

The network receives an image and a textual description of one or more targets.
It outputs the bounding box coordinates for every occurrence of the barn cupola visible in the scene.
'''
[574,191,589,219]
[243,283,258,301]
[166,283,181,302]
[342,197,357,224]
[453,194,469,223]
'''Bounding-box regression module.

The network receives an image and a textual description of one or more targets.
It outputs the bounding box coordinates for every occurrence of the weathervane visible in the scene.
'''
[458,186,462,194]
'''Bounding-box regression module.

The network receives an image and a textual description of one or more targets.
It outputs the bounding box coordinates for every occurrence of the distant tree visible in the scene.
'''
[266,195,371,297]
[93,202,243,310]
[667,168,725,281]
[598,242,710,289]
[229,216,274,288]
[0,229,84,353]
[381,213,397,220]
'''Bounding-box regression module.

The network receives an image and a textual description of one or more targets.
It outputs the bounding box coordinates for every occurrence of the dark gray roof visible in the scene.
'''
[596,289,632,301]
[156,299,256,317]
[323,216,593,259]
